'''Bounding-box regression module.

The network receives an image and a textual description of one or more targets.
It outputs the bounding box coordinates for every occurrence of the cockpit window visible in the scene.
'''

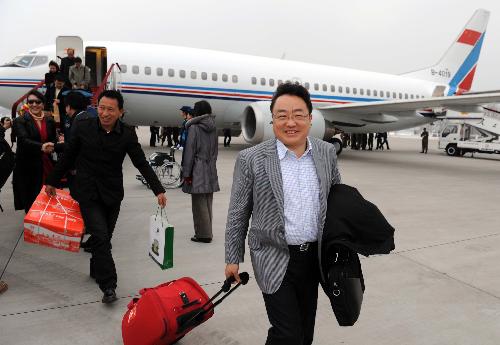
[1,55,47,68]
[32,55,48,67]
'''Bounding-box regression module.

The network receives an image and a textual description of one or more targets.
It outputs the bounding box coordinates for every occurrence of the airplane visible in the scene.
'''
[1,8,500,155]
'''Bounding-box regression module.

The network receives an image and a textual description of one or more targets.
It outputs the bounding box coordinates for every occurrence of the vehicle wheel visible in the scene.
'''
[329,137,343,155]
[446,144,458,156]
[156,162,183,188]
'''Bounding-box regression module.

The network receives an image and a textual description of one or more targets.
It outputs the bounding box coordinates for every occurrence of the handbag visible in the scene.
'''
[326,244,364,326]
[149,207,174,269]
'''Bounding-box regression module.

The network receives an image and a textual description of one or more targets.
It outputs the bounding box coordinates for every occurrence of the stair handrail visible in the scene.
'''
[91,63,122,106]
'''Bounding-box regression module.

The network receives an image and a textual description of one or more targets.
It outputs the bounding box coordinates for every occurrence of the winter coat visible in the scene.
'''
[12,114,59,211]
[181,114,220,194]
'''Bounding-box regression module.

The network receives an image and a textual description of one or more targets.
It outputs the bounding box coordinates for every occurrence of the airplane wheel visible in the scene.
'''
[329,138,343,155]
[446,144,458,156]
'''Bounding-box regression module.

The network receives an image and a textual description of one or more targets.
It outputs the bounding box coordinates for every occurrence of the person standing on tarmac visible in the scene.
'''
[182,100,219,243]
[420,127,429,154]
[45,90,167,304]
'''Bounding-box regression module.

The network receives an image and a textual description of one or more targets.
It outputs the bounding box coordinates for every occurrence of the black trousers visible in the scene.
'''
[263,243,320,345]
[223,129,231,147]
[79,200,121,292]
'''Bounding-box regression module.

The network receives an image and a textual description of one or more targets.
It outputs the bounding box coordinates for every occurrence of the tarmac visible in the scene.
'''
[1,130,500,345]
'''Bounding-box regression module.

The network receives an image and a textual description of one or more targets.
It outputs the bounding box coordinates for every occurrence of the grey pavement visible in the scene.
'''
[1,131,500,345]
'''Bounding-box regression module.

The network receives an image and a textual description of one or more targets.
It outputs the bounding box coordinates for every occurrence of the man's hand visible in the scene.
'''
[157,193,167,208]
[225,264,240,284]
[184,176,192,185]
[41,142,54,153]
[45,185,56,197]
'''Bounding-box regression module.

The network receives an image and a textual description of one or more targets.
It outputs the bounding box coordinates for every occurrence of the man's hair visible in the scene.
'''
[27,90,45,103]
[67,48,75,53]
[48,60,59,70]
[98,90,124,110]
[1,116,11,125]
[55,73,66,82]
[193,100,212,117]
[65,92,88,112]
[270,82,313,114]
[74,57,82,63]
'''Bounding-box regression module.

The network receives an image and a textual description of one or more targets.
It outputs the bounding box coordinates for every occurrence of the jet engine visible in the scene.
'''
[241,101,337,147]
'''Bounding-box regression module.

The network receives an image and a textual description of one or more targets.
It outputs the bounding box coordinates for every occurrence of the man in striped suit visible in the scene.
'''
[225,82,341,345]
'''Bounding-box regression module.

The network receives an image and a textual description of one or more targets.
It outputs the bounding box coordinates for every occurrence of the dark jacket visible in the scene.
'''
[60,57,75,78]
[12,114,59,211]
[181,114,220,194]
[322,184,395,258]
[46,117,165,206]
[0,126,14,190]
[45,85,70,114]
[320,184,395,315]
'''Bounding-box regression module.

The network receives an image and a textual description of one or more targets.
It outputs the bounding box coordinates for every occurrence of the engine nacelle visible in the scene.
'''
[241,101,334,144]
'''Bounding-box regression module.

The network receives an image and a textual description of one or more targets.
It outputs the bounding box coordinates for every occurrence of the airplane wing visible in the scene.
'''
[318,92,500,116]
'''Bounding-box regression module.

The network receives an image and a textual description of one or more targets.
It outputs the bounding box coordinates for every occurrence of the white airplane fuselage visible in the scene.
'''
[0,41,438,134]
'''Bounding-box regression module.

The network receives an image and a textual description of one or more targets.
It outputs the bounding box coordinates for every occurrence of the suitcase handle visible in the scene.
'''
[178,272,250,332]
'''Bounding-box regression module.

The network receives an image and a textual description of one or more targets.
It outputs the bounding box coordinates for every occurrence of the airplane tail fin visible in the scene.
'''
[402,9,489,95]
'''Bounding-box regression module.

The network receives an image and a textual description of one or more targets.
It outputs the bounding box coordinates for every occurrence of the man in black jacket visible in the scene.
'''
[45,90,167,303]
[45,74,70,124]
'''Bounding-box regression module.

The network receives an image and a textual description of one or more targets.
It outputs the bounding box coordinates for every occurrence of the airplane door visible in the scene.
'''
[56,36,84,63]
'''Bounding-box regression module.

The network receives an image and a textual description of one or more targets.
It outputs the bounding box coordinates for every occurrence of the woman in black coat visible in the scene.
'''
[13,90,60,213]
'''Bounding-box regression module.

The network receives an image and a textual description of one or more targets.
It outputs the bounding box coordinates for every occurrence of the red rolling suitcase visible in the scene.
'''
[122,273,249,345]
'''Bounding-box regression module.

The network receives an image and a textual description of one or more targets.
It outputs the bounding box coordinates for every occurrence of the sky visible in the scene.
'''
[1,0,500,114]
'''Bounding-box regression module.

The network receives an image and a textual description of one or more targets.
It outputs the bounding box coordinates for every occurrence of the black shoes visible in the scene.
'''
[102,288,117,304]
[190,236,212,243]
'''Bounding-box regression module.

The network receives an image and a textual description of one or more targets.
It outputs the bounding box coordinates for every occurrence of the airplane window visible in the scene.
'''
[392,92,396,98]
[132,65,139,74]
[251,77,257,85]
[278,80,283,85]
[144,67,151,75]
[260,78,266,86]
[32,55,48,67]
[3,55,34,67]
[404,93,408,99]
[353,88,357,95]
[201,72,207,80]
[386,91,390,98]
[366,89,370,96]
[346,87,350,94]
[373,90,377,97]
[121,64,127,73]
[156,67,163,76]
[304,82,310,90]
[269,79,275,87]
[399,92,402,99]
[322,84,327,92]
[222,74,228,82]
[180,70,186,78]
[338,86,343,93]
[212,73,218,81]
[232,75,238,83]
[416,95,419,99]
[191,71,197,79]
[410,94,414,99]
[330,85,335,92]
[168,68,174,77]
[361,89,365,96]
[314,83,319,91]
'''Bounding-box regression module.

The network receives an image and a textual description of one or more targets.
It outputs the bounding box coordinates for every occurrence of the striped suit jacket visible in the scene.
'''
[225,137,341,294]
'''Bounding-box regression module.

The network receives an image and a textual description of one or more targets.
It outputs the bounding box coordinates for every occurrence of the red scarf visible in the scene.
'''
[33,117,54,183]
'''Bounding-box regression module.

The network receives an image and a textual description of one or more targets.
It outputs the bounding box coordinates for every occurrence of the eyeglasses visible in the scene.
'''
[27,99,43,105]
[272,113,310,122]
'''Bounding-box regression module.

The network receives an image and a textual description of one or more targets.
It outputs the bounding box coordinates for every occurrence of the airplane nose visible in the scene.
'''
[0,67,44,115]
